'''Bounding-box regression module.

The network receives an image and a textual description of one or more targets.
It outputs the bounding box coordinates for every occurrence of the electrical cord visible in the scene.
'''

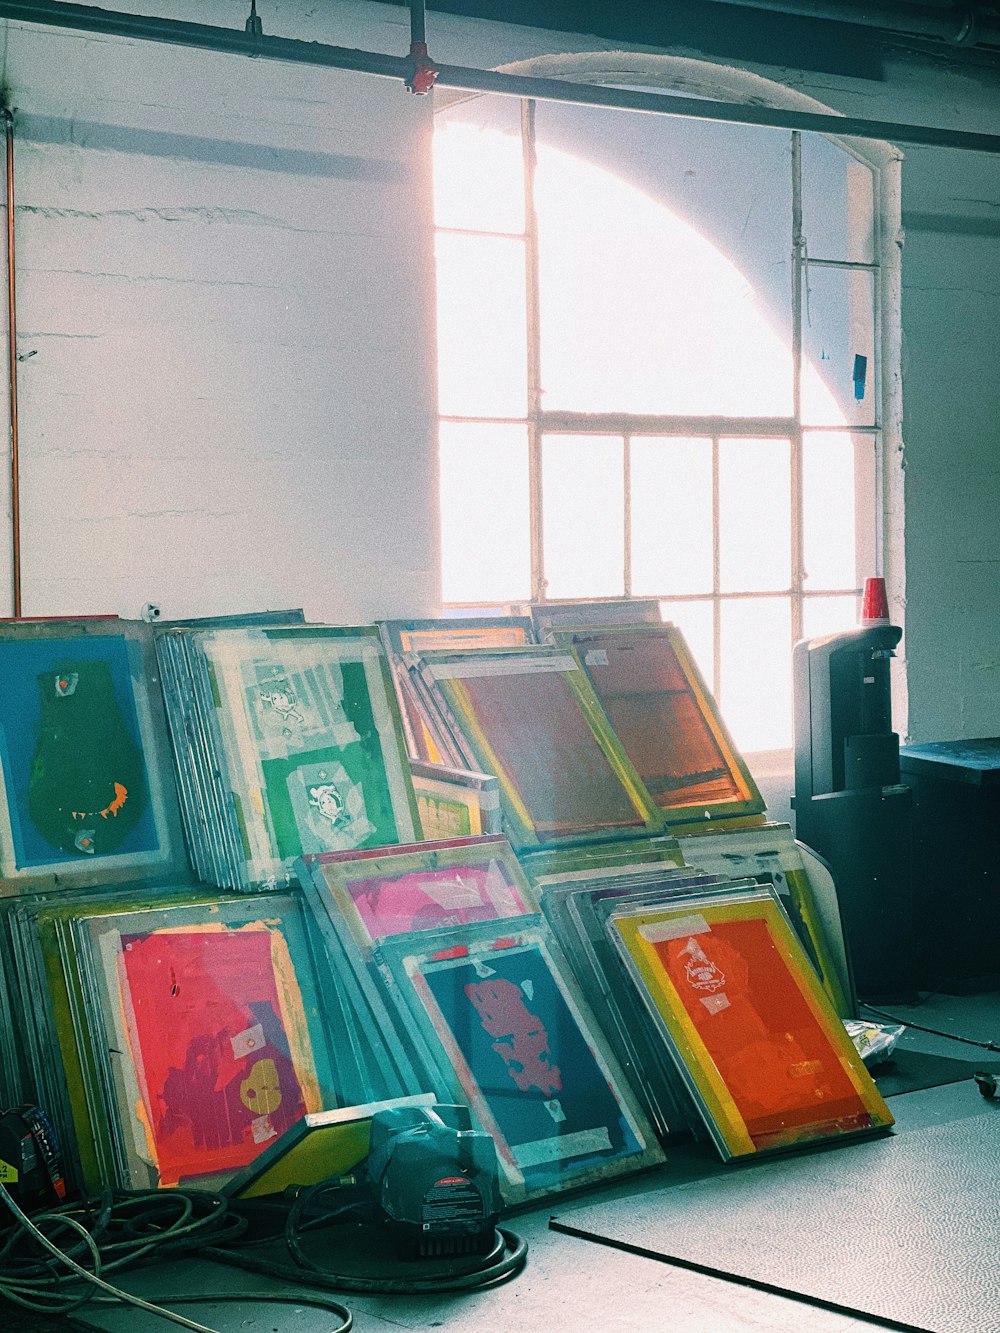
[0,1179,215,1330]
[1,1173,527,1324]
[285,1178,527,1293]
[861,1003,1000,1053]
[203,1178,528,1296]
[205,1229,528,1297]
[0,1180,352,1332]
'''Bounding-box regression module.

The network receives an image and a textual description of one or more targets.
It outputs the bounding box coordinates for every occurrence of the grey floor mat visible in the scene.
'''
[0,1305,100,1330]
[874,1048,1000,1096]
[551,1110,1000,1333]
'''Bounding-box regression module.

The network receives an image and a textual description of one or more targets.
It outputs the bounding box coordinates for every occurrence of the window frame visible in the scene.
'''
[436,96,885,708]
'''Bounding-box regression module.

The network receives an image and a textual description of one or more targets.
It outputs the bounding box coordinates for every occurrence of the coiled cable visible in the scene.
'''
[0,1180,352,1332]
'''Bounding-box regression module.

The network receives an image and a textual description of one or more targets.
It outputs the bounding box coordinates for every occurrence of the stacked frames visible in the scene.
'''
[0,604,883,1204]
[299,834,665,1204]
[158,624,421,890]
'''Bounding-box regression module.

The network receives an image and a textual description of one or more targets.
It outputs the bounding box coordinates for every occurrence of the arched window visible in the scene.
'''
[433,57,896,754]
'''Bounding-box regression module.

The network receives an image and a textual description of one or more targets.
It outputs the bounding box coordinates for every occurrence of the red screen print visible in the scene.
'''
[465,976,563,1097]
[120,927,309,1185]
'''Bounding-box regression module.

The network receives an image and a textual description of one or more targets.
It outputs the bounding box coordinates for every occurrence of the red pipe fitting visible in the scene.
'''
[406,40,438,94]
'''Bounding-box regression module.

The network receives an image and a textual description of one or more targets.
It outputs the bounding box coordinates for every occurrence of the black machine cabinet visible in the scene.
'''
[793,624,915,1001]
[899,739,1000,992]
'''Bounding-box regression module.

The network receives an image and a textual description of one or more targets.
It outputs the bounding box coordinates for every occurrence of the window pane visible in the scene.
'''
[631,437,713,596]
[433,99,525,235]
[801,265,876,428]
[719,597,792,751]
[533,108,793,416]
[435,233,527,418]
[854,433,878,585]
[542,435,624,599]
[440,422,530,602]
[802,594,859,641]
[718,438,791,592]
[801,137,875,264]
[658,600,715,688]
[803,430,855,589]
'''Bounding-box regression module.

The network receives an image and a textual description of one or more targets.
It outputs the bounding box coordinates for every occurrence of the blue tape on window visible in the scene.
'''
[853,353,868,401]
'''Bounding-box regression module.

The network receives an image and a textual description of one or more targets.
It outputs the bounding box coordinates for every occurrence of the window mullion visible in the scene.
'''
[521,98,545,603]
[623,434,633,598]
[712,434,721,700]
[791,130,805,644]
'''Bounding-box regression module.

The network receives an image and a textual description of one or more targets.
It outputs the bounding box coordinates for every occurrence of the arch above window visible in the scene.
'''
[433,52,904,752]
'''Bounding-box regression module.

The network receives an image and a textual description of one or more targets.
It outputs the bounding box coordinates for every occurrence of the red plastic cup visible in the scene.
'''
[861,576,890,624]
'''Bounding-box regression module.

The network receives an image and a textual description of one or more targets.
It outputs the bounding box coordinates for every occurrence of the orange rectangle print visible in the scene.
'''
[555,625,765,823]
[610,890,893,1159]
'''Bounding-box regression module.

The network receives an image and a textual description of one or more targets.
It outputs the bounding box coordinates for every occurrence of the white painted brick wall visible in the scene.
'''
[0,1,995,741]
[0,3,439,623]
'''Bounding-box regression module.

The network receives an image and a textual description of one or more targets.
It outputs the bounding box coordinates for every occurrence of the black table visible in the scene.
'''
[900,738,1000,992]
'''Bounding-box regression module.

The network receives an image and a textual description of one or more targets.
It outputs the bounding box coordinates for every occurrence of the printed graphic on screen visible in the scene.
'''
[117,925,320,1185]
[647,913,873,1149]
[419,941,641,1184]
[345,857,528,941]
[0,636,157,867]
[241,654,400,857]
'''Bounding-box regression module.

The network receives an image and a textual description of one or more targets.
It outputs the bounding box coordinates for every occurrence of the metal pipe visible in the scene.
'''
[431,64,1000,154]
[409,0,425,48]
[0,0,999,153]
[686,0,995,47]
[2,108,20,619]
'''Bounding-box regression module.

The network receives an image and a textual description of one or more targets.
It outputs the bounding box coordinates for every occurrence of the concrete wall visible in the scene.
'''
[0,2,996,741]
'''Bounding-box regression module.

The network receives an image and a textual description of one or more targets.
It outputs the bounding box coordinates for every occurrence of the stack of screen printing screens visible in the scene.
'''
[522,825,853,1021]
[413,645,669,850]
[671,821,855,1021]
[377,617,536,766]
[0,919,23,1109]
[0,618,190,894]
[534,856,759,1139]
[407,760,502,841]
[547,623,765,828]
[298,834,665,1205]
[536,860,893,1161]
[157,624,421,890]
[2,883,364,1194]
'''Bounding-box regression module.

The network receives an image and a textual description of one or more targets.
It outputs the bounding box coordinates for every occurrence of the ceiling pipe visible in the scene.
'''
[690,0,997,47]
[406,0,439,94]
[0,0,999,153]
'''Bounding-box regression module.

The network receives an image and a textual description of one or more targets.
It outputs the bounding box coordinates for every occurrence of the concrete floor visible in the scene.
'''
[72,992,1000,1333]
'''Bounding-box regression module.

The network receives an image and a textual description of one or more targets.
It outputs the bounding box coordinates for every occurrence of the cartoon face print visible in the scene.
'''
[259,685,304,725]
[679,935,726,994]
[308,782,346,828]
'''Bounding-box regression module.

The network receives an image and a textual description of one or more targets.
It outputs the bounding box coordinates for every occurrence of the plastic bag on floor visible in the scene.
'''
[843,1018,905,1067]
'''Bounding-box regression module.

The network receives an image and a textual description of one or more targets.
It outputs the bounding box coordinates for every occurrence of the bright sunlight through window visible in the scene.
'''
[434,105,879,754]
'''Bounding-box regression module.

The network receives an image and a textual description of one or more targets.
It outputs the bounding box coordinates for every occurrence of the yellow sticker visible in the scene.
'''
[0,1158,19,1183]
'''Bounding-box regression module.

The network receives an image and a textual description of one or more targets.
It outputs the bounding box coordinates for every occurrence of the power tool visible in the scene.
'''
[0,1105,66,1210]
[367,1103,502,1259]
